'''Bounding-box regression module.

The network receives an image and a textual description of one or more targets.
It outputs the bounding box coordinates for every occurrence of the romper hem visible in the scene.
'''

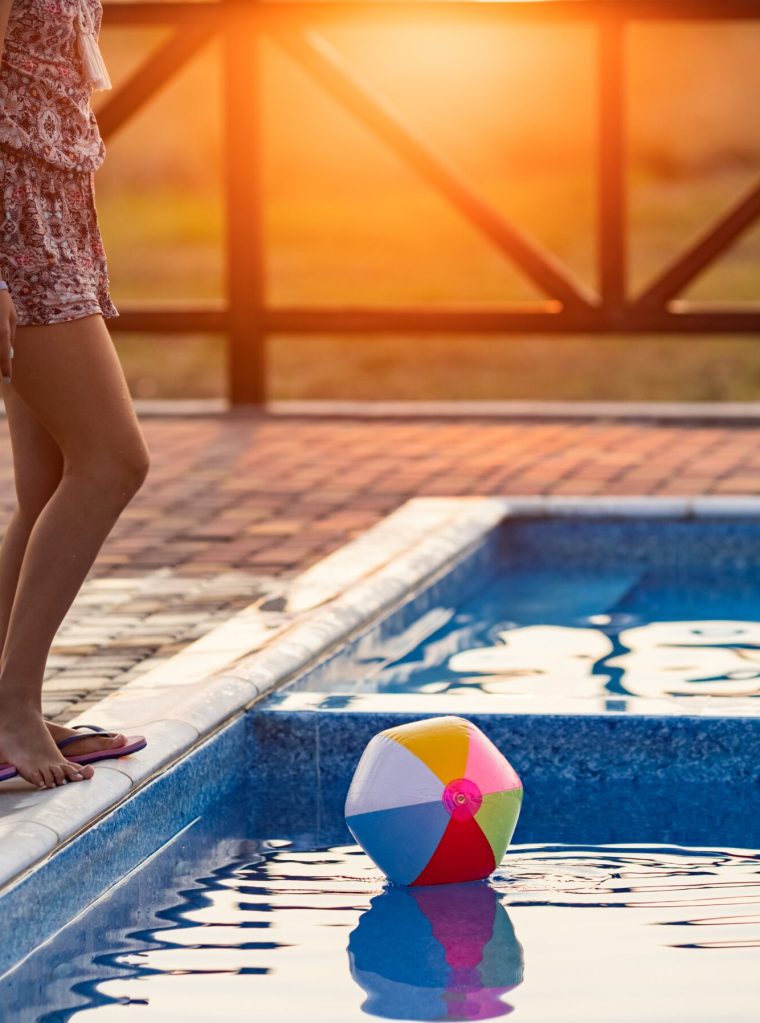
[17,304,120,328]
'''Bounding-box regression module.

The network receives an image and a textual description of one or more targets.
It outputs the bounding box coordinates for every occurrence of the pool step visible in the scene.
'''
[250,703,760,849]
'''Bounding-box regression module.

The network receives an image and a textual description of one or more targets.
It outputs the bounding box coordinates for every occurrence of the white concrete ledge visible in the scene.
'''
[266,400,760,422]
[503,495,760,518]
[4,400,760,421]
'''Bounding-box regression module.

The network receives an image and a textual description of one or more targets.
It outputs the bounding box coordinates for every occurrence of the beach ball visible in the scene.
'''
[345,716,522,886]
[349,882,524,1020]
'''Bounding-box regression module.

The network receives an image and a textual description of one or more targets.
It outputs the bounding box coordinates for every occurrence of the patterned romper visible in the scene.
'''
[0,0,118,326]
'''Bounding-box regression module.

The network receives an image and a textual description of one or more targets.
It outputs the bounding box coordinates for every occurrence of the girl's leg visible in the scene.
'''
[0,384,128,756]
[0,313,150,788]
[0,387,64,651]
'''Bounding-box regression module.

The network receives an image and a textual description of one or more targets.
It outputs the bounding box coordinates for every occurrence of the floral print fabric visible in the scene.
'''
[0,1,118,326]
[0,146,119,326]
[0,0,106,172]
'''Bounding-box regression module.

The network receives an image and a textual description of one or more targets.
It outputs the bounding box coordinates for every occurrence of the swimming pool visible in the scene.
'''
[1,500,759,1020]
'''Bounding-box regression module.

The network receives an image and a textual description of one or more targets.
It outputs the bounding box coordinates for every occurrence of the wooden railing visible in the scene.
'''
[101,1,760,404]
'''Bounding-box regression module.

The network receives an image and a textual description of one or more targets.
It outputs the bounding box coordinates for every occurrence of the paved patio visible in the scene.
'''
[2,408,759,725]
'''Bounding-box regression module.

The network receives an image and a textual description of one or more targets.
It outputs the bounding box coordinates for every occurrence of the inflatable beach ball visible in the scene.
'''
[345,716,522,886]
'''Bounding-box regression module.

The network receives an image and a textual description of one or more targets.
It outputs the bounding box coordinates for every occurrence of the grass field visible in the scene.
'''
[93,18,760,400]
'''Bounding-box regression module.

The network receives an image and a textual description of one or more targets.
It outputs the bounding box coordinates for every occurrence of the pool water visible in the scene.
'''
[293,519,760,709]
[363,566,760,703]
[4,785,759,1023]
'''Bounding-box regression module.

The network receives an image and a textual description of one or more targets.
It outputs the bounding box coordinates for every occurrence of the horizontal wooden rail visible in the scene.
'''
[98,0,760,403]
[104,1,760,25]
[110,303,760,337]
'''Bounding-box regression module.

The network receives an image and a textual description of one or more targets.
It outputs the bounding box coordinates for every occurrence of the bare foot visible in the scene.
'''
[0,707,95,788]
[44,720,127,757]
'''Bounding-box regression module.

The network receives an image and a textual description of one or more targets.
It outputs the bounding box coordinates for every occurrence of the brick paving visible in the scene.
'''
[1,411,760,722]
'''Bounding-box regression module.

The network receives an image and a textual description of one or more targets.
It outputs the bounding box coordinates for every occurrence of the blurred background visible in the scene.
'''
[94,14,760,400]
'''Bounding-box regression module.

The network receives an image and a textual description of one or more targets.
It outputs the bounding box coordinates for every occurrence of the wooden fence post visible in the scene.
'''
[222,0,267,405]
[597,14,627,319]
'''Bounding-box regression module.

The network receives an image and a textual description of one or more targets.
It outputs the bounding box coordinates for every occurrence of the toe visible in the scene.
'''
[63,763,85,783]
[74,762,94,779]
[50,763,67,786]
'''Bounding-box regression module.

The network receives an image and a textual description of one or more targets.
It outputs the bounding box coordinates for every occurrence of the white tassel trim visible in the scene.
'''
[76,4,112,91]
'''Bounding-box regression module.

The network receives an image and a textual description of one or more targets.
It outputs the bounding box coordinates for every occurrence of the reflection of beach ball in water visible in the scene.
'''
[345,716,522,886]
[349,882,524,1021]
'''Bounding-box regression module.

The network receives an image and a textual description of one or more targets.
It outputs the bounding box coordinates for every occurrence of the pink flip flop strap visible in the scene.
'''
[56,724,119,751]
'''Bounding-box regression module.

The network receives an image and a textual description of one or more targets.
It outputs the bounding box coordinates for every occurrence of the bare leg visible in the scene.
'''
[0,314,150,787]
[0,385,127,756]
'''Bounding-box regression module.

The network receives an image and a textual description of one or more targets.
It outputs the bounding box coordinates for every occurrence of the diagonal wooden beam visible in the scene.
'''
[270,26,597,311]
[633,176,760,310]
[95,20,215,140]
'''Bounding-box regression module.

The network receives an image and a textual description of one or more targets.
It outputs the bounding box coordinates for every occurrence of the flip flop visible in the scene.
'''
[55,723,147,766]
[0,723,147,783]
